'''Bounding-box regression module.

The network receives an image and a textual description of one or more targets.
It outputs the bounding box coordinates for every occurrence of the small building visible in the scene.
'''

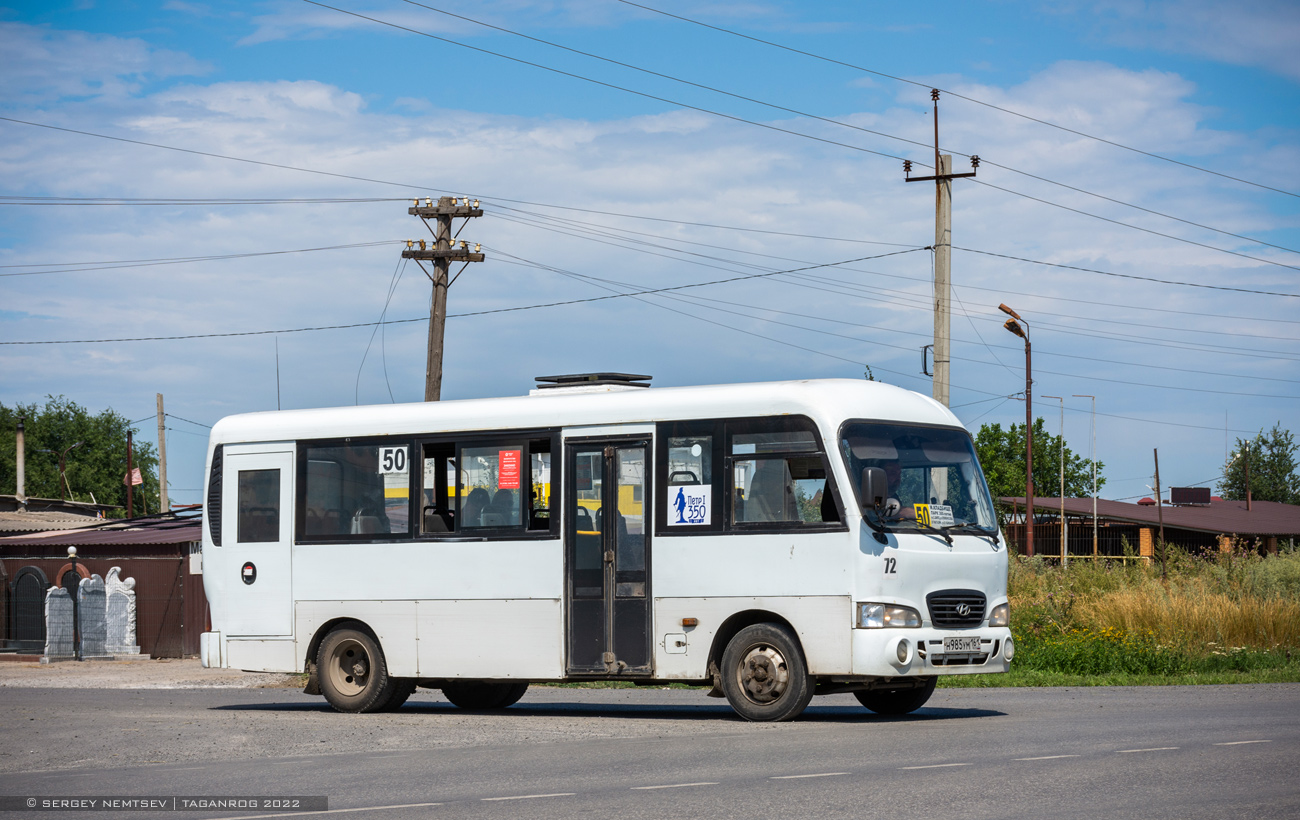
[999,495,1300,559]
[1,512,206,658]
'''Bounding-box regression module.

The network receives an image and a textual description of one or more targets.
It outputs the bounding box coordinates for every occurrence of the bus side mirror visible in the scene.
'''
[860,467,887,509]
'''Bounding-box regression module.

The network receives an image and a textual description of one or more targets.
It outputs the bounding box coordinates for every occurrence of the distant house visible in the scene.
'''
[1,510,206,658]
[998,495,1300,559]
[0,494,118,535]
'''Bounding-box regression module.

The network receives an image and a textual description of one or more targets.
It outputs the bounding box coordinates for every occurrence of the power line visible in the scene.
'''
[954,247,1299,299]
[615,0,1299,200]
[0,195,406,205]
[398,0,1299,261]
[164,413,212,429]
[487,206,1300,361]
[0,248,925,345]
[0,240,402,277]
[311,1,1298,273]
[300,0,910,163]
[489,203,1300,330]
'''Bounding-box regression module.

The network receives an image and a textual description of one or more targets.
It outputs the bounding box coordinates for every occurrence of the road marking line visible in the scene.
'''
[1117,747,1178,753]
[218,802,442,820]
[631,782,719,790]
[1214,740,1271,746]
[270,761,301,765]
[771,772,850,780]
[481,793,575,801]
[1014,755,1081,761]
[899,763,971,770]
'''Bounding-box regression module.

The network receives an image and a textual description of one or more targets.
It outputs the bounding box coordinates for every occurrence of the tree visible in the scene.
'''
[1219,424,1299,505]
[0,396,159,517]
[974,418,1104,503]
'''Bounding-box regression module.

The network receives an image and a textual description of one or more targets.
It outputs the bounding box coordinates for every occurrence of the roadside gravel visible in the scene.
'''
[0,658,301,689]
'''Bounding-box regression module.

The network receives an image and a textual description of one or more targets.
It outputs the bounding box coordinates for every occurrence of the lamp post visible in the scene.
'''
[1000,304,1033,557]
[1042,395,1067,567]
[68,546,81,662]
[1073,394,1097,558]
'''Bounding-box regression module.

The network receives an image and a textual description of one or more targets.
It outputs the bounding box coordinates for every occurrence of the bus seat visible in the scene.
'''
[423,506,451,533]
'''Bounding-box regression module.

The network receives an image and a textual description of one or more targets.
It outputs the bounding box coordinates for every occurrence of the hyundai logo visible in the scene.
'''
[955,603,971,617]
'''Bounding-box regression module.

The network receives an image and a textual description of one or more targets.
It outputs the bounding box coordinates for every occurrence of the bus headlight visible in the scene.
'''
[989,602,1010,627]
[857,603,922,628]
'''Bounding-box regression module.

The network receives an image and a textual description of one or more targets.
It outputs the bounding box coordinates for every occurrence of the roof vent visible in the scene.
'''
[531,372,652,395]
[1137,497,1157,506]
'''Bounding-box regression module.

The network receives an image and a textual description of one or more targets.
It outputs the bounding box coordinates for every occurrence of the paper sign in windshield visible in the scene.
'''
[669,484,711,525]
[914,503,955,528]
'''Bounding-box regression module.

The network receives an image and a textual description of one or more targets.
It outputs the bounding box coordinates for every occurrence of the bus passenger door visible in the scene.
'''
[566,440,651,676]
[220,449,294,637]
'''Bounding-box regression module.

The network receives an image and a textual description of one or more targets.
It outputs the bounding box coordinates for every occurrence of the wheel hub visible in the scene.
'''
[738,645,789,704]
[326,640,370,696]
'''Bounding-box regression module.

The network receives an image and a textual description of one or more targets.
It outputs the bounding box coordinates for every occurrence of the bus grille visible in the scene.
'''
[927,590,986,627]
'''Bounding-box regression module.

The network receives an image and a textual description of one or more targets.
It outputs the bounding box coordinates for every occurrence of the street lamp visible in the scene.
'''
[999,303,1034,557]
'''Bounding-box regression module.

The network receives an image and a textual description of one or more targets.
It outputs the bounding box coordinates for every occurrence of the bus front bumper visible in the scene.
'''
[851,626,1012,678]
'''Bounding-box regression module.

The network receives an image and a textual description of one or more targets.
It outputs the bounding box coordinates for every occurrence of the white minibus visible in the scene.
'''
[200,375,1011,721]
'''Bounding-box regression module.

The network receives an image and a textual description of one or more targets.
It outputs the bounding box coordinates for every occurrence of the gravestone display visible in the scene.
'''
[43,586,74,659]
[77,575,109,658]
[104,567,141,655]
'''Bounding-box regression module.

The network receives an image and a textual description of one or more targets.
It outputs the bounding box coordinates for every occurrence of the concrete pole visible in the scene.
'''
[156,393,169,513]
[424,196,454,402]
[15,416,26,507]
[933,154,952,407]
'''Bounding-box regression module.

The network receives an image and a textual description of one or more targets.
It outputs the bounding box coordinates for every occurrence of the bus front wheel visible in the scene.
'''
[318,627,401,713]
[854,676,936,715]
[720,624,813,722]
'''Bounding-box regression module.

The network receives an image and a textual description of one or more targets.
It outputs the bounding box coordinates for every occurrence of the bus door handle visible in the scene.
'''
[604,550,615,564]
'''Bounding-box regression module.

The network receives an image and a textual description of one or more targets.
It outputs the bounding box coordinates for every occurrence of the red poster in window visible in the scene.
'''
[498,449,522,489]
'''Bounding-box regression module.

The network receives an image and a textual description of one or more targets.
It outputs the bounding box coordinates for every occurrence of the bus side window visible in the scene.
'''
[729,419,842,529]
[529,439,552,531]
[421,443,454,534]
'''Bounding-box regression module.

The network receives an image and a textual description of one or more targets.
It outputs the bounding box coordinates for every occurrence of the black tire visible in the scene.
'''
[720,623,814,722]
[317,627,400,713]
[854,676,937,715]
[380,679,418,712]
[441,681,530,710]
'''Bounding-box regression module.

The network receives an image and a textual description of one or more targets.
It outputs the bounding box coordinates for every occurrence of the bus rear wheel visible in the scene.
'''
[318,627,401,714]
[854,676,936,715]
[720,624,813,722]
[441,681,529,710]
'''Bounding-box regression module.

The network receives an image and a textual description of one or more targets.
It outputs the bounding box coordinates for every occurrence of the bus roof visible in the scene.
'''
[208,378,963,446]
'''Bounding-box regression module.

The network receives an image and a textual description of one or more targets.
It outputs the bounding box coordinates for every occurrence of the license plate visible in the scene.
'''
[943,636,983,653]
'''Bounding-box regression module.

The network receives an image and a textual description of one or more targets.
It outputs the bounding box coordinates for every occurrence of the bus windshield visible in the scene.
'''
[840,422,997,532]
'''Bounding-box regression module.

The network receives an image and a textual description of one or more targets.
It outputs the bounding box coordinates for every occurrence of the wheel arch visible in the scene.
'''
[706,609,804,680]
[304,617,380,673]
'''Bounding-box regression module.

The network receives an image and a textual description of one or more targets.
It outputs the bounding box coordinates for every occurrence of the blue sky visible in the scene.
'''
[1,0,1298,506]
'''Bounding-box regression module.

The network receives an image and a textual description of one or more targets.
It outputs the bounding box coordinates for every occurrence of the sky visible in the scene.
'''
[1,0,1297,507]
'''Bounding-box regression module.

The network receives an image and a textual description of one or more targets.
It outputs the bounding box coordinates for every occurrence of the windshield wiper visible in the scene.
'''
[942,523,1000,545]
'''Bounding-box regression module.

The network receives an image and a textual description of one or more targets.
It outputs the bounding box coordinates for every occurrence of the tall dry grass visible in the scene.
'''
[1009,548,1300,656]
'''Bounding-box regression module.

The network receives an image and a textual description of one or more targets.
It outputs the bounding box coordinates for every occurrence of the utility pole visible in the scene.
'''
[126,430,134,518]
[156,393,169,513]
[1043,395,1067,567]
[402,196,485,401]
[905,90,979,407]
[1153,448,1166,576]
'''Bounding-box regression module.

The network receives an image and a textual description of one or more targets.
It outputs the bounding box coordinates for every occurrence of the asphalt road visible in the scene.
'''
[2,684,1297,819]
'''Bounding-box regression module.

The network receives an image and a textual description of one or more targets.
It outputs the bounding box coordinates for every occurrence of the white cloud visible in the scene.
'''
[0,22,209,103]
[1,24,1295,504]
[1089,0,1300,82]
